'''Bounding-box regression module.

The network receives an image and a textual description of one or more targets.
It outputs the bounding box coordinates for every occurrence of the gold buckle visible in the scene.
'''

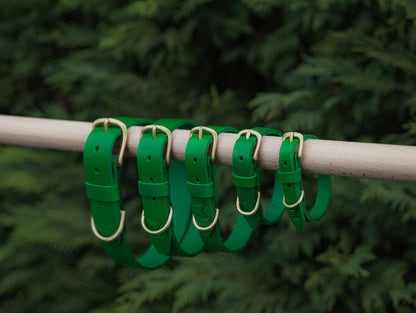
[236,191,261,216]
[140,125,172,165]
[192,208,219,231]
[282,132,304,159]
[90,210,125,242]
[237,129,262,161]
[92,118,128,167]
[189,126,218,162]
[141,206,173,235]
[282,190,305,209]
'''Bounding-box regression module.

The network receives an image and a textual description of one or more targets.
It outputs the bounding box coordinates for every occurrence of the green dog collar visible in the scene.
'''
[84,117,171,268]
[232,129,262,217]
[248,127,287,225]
[278,132,332,232]
[186,126,261,253]
[137,118,204,257]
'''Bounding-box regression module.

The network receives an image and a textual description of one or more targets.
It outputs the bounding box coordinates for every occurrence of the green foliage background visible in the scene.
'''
[1,0,416,312]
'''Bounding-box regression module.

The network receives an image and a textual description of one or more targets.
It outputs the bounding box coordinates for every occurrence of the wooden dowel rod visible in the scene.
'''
[0,115,415,183]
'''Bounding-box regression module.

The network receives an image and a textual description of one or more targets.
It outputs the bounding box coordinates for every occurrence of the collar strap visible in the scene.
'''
[278,132,332,232]
[137,118,204,257]
[185,125,260,252]
[232,129,262,217]
[84,116,171,268]
[248,127,287,225]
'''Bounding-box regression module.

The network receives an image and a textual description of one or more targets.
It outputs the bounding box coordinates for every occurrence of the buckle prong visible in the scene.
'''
[103,118,109,131]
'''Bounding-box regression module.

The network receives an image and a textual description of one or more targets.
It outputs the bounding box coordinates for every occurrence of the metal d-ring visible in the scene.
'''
[236,191,261,216]
[141,206,173,235]
[91,210,126,242]
[282,190,305,209]
[92,118,128,167]
[192,208,219,231]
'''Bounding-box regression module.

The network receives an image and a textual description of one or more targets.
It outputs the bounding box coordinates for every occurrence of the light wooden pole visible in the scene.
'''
[0,115,415,182]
